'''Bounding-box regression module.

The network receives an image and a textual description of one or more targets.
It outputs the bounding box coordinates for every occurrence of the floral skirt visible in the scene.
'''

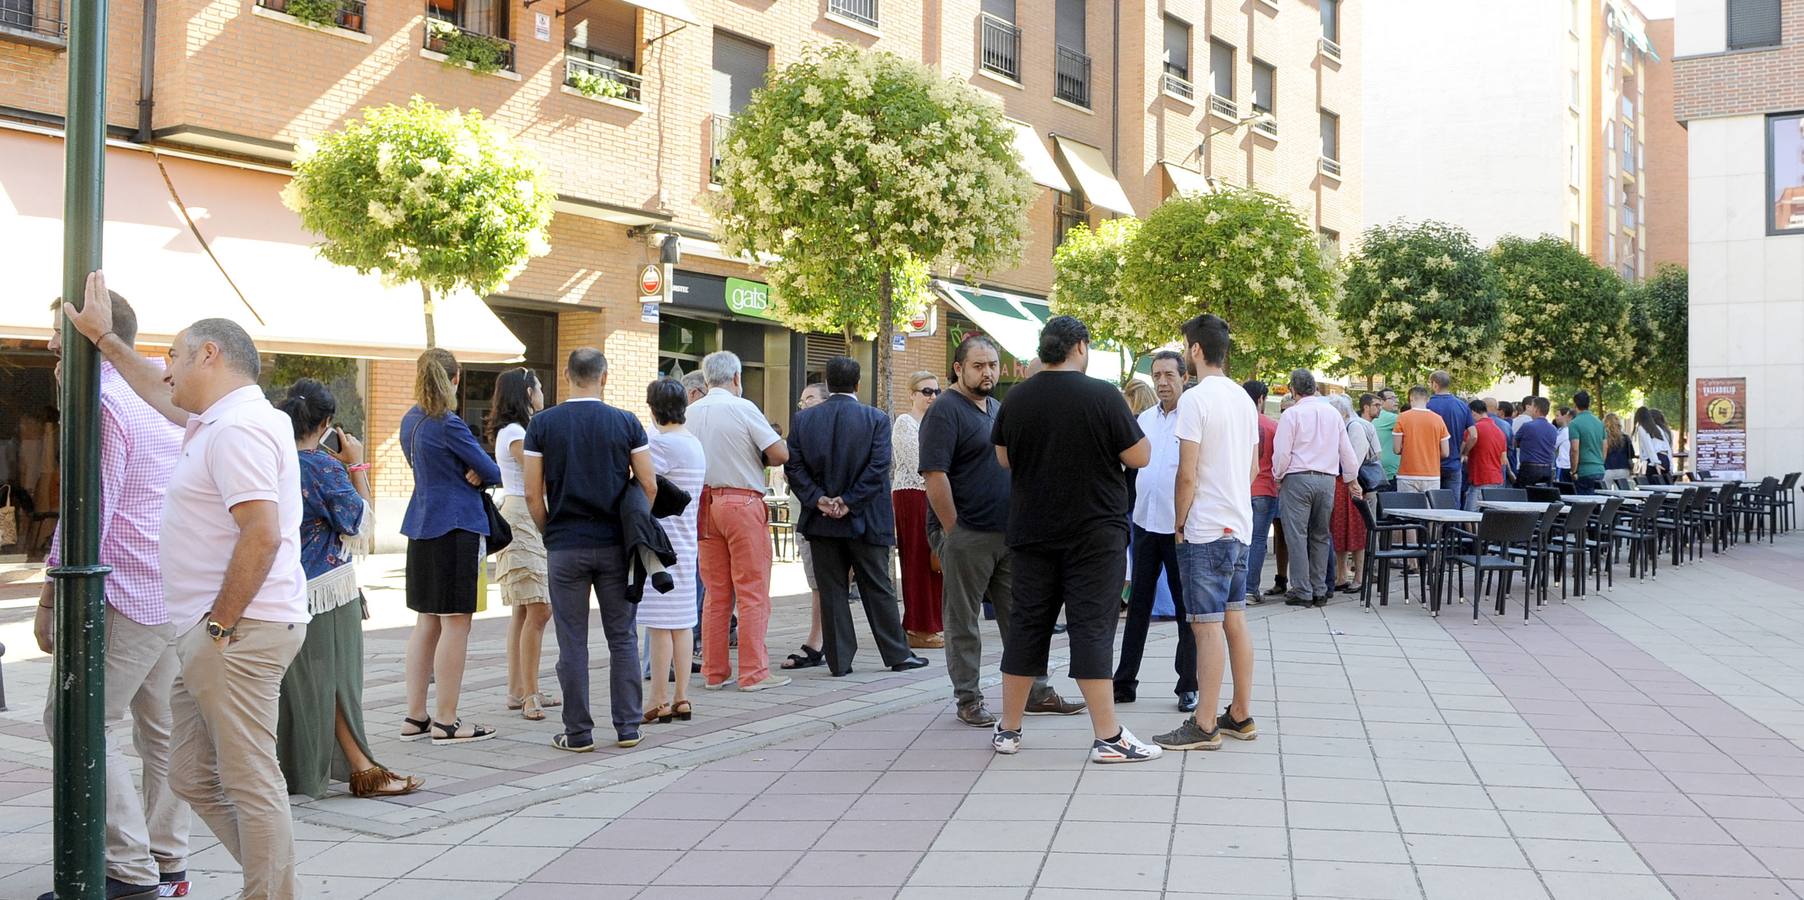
[496,494,548,605]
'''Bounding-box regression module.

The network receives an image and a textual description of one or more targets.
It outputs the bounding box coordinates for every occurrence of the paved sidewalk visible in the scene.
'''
[1,534,1801,899]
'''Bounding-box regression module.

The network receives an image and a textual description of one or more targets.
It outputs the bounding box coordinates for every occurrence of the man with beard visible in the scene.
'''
[920,335,1084,727]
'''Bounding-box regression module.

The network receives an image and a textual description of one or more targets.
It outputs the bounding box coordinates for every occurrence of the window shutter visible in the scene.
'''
[1210,40,1234,98]
[1056,0,1085,50]
[712,32,769,117]
[1163,17,1188,73]
[1252,61,1275,113]
[982,0,1016,20]
[1726,0,1781,49]
[805,334,850,373]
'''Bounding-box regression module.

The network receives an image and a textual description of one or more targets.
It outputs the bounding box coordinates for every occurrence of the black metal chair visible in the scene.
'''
[1733,477,1781,543]
[1612,491,1666,579]
[1653,488,1698,567]
[1479,487,1528,502]
[1443,510,1540,623]
[1525,485,1564,503]
[1777,472,1799,532]
[1499,502,1565,609]
[1549,500,1601,601]
[1426,489,1458,510]
[1552,480,1578,496]
[1355,496,1432,610]
[1695,483,1737,554]
[1583,496,1625,590]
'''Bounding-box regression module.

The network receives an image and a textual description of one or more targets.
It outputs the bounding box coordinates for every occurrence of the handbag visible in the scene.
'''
[481,489,513,556]
[0,484,16,548]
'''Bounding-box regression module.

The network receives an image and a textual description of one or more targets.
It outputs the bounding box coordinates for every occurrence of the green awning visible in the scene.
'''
[932,280,1124,382]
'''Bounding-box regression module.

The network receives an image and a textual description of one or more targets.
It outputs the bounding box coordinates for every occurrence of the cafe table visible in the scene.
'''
[1383,508,1482,616]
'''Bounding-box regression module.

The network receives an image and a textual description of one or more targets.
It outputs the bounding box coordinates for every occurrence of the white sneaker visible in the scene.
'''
[991,724,1022,755]
[1090,727,1164,764]
[739,675,792,692]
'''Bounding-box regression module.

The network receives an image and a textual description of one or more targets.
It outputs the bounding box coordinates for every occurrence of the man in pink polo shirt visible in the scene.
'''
[67,271,309,900]
[1270,370,1362,608]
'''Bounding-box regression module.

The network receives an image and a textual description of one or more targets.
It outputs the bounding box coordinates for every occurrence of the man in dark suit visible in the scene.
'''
[784,356,930,677]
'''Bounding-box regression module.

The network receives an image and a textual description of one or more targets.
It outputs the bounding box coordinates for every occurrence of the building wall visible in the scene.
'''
[1643,19,1689,271]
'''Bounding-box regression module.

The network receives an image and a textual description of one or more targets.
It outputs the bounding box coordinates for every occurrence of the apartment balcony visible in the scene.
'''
[565,43,643,105]
[1208,93,1238,122]
[1318,36,1342,62]
[255,0,368,32]
[0,0,66,49]
[1161,69,1194,101]
[710,113,733,184]
[1054,44,1091,108]
[1621,205,1638,232]
[827,0,879,30]
[1252,113,1278,138]
[979,13,1021,82]
[1319,156,1342,179]
[424,14,516,73]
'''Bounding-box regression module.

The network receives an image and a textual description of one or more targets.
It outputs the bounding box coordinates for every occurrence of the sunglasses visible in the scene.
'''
[916,387,941,397]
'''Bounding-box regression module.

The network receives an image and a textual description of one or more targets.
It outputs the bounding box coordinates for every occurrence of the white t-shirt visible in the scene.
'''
[1174,375,1259,545]
[495,422,527,497]
[1556,425,1572,470]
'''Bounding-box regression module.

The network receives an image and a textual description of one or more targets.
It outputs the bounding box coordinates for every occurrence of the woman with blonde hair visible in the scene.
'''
[1123,379,1157,417]
[399,348,503,745]
[1603,412,1633,485]
[487,367,557,721]
[892,370,944,648]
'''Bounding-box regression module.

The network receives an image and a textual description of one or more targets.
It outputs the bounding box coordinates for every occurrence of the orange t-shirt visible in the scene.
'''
[1396,408,1450,478]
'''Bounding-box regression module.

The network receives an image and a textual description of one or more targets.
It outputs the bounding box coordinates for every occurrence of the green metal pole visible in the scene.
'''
[52,0,110,897]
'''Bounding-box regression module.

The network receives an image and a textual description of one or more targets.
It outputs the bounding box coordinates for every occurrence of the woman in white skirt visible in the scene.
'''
[487,368,558,721]
[643,378,705,724]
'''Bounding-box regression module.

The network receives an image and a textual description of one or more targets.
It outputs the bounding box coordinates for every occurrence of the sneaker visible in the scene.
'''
[702,678,737,691]
[1216,707,1259,740]
[1151,718,1221,751]
[957,702,998,728]
[159,871,190,899]
[1024,690,1086,716]
[1245,593,1264,606]
[738,675,792,692]
[1091,727,1166,763]
[991,724,1022,755]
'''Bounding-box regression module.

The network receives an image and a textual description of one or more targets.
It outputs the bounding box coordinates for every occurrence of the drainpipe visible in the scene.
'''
[1109,0,1119,171]
[135,0,156,142]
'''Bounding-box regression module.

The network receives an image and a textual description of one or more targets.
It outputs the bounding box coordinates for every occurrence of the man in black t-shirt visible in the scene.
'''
[920,335,1084,728]
[524,348,656,752]
[990,316,1162,764]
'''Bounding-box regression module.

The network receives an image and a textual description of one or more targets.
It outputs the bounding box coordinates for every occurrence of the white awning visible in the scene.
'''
[1007,120,1070,193]
[1160,162,1212,197]
[0,127,525,363]
[620,0,702,26]
[1053,136,1135,216]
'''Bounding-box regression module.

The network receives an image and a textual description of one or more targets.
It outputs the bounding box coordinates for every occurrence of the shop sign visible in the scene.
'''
[891,333,907,351]
[1695,377,1747,480]
[724,277,778,321]
[641,302,660,325]
[639,265,663,297]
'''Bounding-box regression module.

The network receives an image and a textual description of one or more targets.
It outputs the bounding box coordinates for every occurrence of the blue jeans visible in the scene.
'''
[1176,538,1249,623]
[1575,474,1603,495]
[1248,496,1279,597]
[1441,467,1463,502]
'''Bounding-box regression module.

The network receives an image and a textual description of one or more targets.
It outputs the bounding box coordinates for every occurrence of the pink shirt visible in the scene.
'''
[46,362,183,626]
[160,385,309,627]
[1271,395,1360,484]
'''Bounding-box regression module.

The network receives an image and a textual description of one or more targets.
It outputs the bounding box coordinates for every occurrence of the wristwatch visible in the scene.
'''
[206,619,236,641]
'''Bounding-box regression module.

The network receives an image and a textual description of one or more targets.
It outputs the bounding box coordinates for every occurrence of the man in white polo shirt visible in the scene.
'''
[68,271,309,900]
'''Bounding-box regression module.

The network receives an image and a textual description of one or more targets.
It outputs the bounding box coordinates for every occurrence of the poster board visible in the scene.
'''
[1694,377,1747,480]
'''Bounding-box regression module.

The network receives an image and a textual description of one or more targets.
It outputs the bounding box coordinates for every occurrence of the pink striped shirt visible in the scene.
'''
[1271,395,1360,484]
[46,361,183,626]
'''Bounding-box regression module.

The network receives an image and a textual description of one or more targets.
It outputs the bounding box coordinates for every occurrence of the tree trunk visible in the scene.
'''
[421,282,438,350]
[877,267,895,414]
[1531,373,1540,397]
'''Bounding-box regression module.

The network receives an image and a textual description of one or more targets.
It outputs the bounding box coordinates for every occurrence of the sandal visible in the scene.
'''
[349,767,425,798]
[509,692,561,710]
[643,703,672,725]
[521,693,546,722]
[671,700,692,722]
[430,719,497,745]
[399,716,432,742]
[782,644,825,670]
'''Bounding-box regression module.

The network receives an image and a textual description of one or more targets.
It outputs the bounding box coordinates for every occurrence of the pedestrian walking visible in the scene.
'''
[524,348,656,750]
[36,288,191,900]
[66,272,309,900]
[920,335,1083,728]
[1113,350,1200,712]
[1154,314,1260,752]
[399,348,502,746]
[785,356,929,676]
[688,351,791,692]
[1244,380,1281,605]
[644,377,704,726]
[488,367,557,722]
[891,371,945,650]
[1272,370,1363,607]
[274,379,422,800]
[990,316,1161,764]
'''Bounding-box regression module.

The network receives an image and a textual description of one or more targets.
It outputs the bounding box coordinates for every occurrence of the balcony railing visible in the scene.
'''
[566,44,643,104]
[1621,206,1638,232]
[710,113,733,184]
[1162,69,1194,100]
[424,14,517,73]
[827,0,879,30]
[1319,36,1342,61]
[1319,156,1342,179]
[1620,96,1634,121]
[255,0,368,32]
[1055,44,1091,108]
[0,0,66,47]
[1208,93,1238,120]
[979,13,1021,82]
[1252,112,1278,138]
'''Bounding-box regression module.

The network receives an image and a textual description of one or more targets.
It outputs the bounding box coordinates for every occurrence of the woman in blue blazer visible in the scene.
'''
[398,348,504,746]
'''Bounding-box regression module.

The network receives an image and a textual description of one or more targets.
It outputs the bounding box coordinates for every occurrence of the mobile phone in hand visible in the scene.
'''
[320,428,343,454]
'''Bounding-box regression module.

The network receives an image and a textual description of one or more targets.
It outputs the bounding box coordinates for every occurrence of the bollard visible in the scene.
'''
[0,640,7,710]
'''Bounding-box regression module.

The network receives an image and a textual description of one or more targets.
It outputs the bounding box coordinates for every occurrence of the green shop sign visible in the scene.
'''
[725,277,778,321]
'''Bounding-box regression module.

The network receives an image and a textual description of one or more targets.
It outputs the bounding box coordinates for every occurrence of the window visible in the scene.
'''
[1318,228,1340,265]
[1321,0,1339,43]
[425,0,515,70]
[565,1,641,103]
[1054,0,1090,107]
[1320,110,1339,161]
[1054,190,1088,248]
[1252,60,1275,114]
[1570,70,1580,108]
[981,0,1022,81]
[1210,40,1234,100]
[712,31,769,181]
[1162,15,1192,97]
[1728,0,1782,49]
[1569,145,1580,186]
[827,0,879,30]
[257,0,366,31]
[1571,223,1581,246]
[1770,112,1804,234]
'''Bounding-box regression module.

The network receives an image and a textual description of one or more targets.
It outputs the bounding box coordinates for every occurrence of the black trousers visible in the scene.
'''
[809,537,913,675]
[1113,525,1198,697]
[1517,463,1553,487]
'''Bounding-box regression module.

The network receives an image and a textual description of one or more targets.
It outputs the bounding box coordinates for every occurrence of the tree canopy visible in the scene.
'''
[1050,217,1148,359]
[1624,263,1688,399]
[1493,234,1630,391]
[1337,220,1501,386]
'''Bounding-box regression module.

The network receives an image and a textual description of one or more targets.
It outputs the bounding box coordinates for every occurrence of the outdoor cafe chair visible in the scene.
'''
[1732,477,1781,544]
[1653,488,1698,567]
[1525,486,1564,504]
[1611,491,1666,579]
[1479,487,1528,502]
[1778,472,1799,532]
[1553,480,1578,496]
[1356,495,1432,610]
[1442,509,1540,623]
[1497,502,1564,610]
[1583,496,1625,591]
[1426,489,1458,510]
[1696,482,1737,554]
[1549,500,1601,601]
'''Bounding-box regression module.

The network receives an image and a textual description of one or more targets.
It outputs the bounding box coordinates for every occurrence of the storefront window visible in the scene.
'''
[1770,112,1804,235]
[460,306,559,443]
[1,346,60,558]
[260,354,367,439]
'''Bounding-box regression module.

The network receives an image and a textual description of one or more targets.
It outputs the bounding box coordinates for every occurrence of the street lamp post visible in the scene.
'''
[52,0,111,897]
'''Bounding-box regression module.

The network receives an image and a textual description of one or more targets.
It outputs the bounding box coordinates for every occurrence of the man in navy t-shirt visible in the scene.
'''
[1513,397,1559,486]
[525,347,655,752]
[1425,370,1476,501]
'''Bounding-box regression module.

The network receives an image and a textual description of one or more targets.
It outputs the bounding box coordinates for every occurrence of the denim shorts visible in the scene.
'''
[1176,537,1249,623]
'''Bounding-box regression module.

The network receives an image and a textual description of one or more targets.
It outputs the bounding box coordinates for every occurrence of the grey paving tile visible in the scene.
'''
[843,792,968,821]
[1415,865,1549,900]
[425,846,566,882]
[652,849,805,886]
[1290,828,1410,864]
[1500,810,1627,842]
[694,819,831,851]
[929,820,1057,853]
[1515,838,1654,874]
[1176,796,1285,827]
[814,820,944,852]
[1289,860,1420,900]
[1635,842,1771,877]
[778,851,923,887]
[1282,776,1393,805]
[1661,875,1796,899]
[527,848,681,885]
[1166,855,1292,895]
[1394,805,1513,837]
[906,851,1044,887]
[1036,851,1166,891]
[1285,800,1398,832]
[1170,823,1291,858]
[1065,793,1176,821]
[1538,872,1675,900]
[1403,833,1531,868]
[1385,782,1497,810]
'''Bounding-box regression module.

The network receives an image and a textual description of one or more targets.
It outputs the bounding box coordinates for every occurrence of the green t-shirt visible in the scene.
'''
[1373,409,1400,478]
[1568,411,1606,478]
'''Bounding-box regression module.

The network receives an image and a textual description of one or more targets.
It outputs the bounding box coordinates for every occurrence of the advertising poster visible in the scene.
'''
[1695,377,1747,480]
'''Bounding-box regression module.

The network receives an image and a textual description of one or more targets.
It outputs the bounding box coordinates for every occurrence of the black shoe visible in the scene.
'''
[890,655,930,672]
[1312,597,1329,608]
[1263,583,1289,597]
[39,878,160,900]
[1177,691,1199,713]
[831,668,854,677]
[1114,690,1137,704]
[1284,597,1310,607]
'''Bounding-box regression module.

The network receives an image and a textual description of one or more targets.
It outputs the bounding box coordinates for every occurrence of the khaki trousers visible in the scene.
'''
[41,606,190,886]
[169,617,306,900]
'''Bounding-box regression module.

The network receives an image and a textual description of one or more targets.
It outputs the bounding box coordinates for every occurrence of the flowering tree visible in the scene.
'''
[1116,189,1334,380]
[283,97,555,347]
[708,44,1034,411]
[1337,220,1501,387]
[1493,234,1630,395]
[1051,217,1147,378]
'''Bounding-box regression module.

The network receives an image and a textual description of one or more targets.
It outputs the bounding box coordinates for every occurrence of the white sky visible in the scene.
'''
[1630,0,1675,19]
